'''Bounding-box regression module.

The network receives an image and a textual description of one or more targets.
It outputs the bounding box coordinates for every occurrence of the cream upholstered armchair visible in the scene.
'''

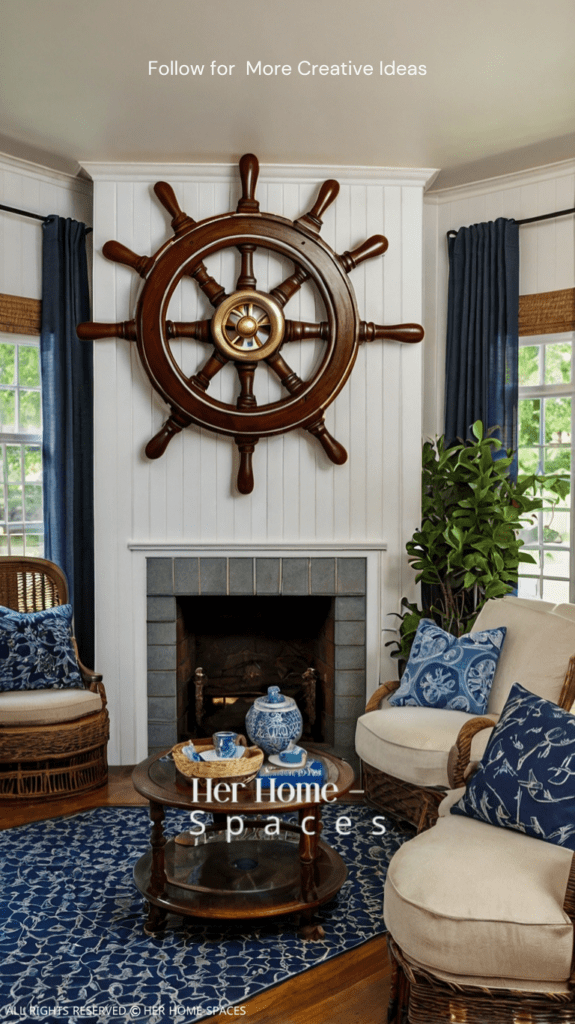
[355,596,575,830]
[0,557,108,799]
[384,678,575,1023]
[385,795,575,1023]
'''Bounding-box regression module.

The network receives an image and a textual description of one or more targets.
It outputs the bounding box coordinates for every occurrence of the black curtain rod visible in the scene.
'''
[447,206,575,238]
[514,206,575,226]
[0,202,92,233]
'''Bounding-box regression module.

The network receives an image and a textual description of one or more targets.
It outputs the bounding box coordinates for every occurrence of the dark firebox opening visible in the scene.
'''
[178,596,334,743]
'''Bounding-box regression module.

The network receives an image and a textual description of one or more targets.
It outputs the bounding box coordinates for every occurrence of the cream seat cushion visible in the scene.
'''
[384,814,574,984]
[355,701,497,787]
[0,688,102,726]
[356,597,575,786]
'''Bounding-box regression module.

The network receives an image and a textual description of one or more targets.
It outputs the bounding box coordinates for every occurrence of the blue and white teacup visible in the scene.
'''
[212,731,240,758]
[181,741,202,762]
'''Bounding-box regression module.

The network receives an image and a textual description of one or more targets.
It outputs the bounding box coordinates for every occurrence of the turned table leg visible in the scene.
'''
[297,805,325,940]
[144,800,168,935]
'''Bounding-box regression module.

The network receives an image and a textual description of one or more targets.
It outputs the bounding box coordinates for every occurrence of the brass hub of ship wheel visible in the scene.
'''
[211,290,285,362]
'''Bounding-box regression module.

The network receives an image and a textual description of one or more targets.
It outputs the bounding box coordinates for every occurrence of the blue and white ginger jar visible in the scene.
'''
[245,685,303,755]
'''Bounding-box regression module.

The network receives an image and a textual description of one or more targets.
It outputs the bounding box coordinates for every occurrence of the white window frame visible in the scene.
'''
[518,330,575,604]
[0,332,43,557]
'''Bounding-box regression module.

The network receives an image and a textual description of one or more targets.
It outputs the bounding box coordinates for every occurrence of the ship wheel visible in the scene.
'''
[77,154,423,494]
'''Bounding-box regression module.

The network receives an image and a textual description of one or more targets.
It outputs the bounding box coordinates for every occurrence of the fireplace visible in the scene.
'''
[146,556,367,768]
[180,595,332,740]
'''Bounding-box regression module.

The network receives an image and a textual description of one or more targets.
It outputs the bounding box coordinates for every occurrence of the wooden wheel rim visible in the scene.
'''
[135,215,359,439]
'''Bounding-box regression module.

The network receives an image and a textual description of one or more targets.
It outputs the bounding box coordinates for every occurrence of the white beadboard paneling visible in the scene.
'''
[422,201,440,441]
[399,187,424,603]
[87,161,427,763]
[554,175,575,288]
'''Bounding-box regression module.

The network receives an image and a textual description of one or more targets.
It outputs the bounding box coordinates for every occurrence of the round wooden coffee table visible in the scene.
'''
[131,748,355,938]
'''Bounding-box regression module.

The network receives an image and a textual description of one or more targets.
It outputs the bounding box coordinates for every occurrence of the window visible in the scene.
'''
[518,331,574,603]
[0,333,43,556]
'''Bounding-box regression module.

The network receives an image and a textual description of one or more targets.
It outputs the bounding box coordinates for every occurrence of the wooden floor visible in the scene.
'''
[0,767,392,1024]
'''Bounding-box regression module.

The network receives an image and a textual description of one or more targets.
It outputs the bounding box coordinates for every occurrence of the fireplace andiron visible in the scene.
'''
[78,153,424,493]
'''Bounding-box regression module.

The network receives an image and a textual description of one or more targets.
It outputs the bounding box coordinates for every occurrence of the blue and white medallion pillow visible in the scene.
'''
[451,682,575,849]
[388,618,506,715]
[0,604,83,691]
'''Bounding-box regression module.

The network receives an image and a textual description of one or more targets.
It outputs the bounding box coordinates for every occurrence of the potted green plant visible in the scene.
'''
[386,421,569,662]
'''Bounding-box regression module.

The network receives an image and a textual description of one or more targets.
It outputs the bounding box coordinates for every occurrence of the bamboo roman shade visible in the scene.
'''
[0,292,41,336]
[519,287,575,337]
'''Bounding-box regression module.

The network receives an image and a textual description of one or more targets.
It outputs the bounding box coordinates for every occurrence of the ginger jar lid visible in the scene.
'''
[252,685,298,712]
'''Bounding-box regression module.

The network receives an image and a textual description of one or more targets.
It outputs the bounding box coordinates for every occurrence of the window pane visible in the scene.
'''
[519,447,541,475]
[18,346,40,386]
[518,399,540,446]
[0,390,16,431]
[543,549,570,578]
[544,397,571,444]
[9,534,24,556]
[25,533,43,556]
[6,446,21,482]
[24,445,42,481]
[519,519,539,545]
[7,484,22,522]
[0,344,16,385]
[520,549,540,575]
[0,534,8,555]
[542,508,570,546]
[518,576,541,599]
[19,390,41,433]
[544,447,571,475]
[519,346,540,387]
[542,579,571,603]
[545,342,572,385]
[25,483,42,521]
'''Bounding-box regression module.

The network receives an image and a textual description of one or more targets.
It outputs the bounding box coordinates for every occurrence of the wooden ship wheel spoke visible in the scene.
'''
[77,153,424,494]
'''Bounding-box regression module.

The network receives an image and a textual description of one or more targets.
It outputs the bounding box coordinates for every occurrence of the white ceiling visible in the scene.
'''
[1,0,574,190]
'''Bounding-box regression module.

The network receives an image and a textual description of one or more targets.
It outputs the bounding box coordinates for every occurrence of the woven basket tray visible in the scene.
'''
[172,738,264,785]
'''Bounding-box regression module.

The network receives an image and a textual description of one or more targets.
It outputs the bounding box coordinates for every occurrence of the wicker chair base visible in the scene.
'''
[0,709,109,799]
[362,761,445,832]
[387,936,575,1024]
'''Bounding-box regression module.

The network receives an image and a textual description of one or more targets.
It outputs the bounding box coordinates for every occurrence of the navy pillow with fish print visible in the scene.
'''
[452,682,575,849]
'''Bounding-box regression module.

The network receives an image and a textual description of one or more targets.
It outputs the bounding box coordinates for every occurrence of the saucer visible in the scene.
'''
[268,747,307,769]
[200,746,245,762]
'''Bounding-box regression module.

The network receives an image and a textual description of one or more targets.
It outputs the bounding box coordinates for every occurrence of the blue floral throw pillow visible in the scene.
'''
[388,618,506,715]
[0,604,83,691]
[451,682,575,849]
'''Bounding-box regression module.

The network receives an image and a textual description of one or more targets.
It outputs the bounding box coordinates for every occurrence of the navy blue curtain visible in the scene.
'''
[40,216,94,668]
[444,218,519,471]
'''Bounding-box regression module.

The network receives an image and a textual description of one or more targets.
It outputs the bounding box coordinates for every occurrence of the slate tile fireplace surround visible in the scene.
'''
[146,555,368,769]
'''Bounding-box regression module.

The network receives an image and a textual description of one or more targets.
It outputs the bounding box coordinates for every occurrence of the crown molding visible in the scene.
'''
[0,150,92,194]
[80,160,439,189]
[425,158,575,204]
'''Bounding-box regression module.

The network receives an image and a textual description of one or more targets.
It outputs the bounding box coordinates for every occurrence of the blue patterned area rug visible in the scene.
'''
[0,803,408,1024]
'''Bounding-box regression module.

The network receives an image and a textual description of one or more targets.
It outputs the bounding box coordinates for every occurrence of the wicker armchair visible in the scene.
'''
[385,787,575,1023]
[0,556,109,799]
[356,596,575,831]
